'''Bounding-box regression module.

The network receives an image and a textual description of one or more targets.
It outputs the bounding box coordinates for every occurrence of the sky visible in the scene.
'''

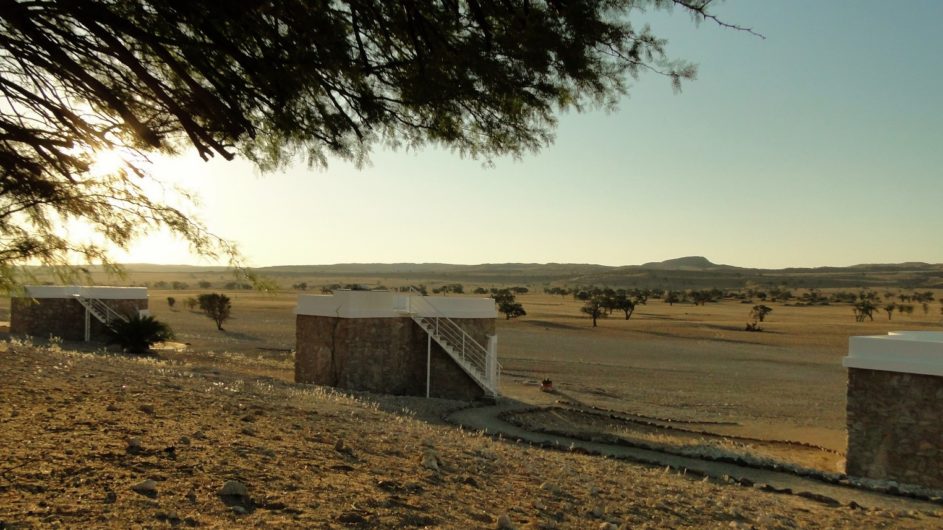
[115,0,943,269]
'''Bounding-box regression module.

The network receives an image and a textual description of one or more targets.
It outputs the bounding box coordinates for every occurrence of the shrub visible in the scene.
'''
[198,293,232,330]
[107,314,174,353]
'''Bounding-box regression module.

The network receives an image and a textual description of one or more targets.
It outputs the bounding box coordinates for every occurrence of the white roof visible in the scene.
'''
[296,290,496,319]
[22,285,148,300]
[844,331,943,377]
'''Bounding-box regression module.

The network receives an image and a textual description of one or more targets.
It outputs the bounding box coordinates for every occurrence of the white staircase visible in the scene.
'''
[73,295,129,341]
[404,293,501,398]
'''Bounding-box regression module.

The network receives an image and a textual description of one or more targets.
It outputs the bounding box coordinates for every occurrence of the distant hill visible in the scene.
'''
[21,258,943,290]
[639,256,734,271]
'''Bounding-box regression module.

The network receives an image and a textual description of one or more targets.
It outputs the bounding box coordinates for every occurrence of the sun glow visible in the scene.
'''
[89,148,128,177]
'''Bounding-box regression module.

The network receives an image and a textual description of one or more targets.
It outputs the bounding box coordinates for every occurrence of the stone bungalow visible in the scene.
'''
[10,286,148,342]
[843,331,943,489]
[295,290,499,401]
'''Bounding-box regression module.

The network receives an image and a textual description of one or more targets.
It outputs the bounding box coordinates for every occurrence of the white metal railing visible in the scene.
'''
[405,288,501,396]
[74,295,129,325]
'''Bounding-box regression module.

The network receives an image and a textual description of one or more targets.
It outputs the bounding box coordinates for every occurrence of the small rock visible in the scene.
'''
[231,505,247,515]
[591,504,605,518]
[138,404,155,415]
[337,512,366,524]
[131,479,158,497]
[126,438,144,454]
[178,436,191,446]
[106,403,119,412]
[598,523,618,530]
[155,510,181,524]
[103,490,117,504]
[421,451,439,472]
[495,513,515,529]
[539,481,560,494]
[192,431,207,440]
[220,480,249,500]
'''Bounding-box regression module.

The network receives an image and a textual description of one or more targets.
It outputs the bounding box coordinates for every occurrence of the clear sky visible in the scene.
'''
[117,0,943,269]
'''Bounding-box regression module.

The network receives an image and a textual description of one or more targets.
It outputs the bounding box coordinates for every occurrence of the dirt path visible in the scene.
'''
[447,401,943,513]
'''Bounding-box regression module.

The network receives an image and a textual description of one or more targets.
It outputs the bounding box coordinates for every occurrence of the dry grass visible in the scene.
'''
[2,345,940,528]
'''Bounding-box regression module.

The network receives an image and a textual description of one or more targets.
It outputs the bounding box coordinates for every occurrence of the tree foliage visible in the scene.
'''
[0,0,749,288]
[107,313,174,353]
[581,296,607,327]
[197,292,231,330]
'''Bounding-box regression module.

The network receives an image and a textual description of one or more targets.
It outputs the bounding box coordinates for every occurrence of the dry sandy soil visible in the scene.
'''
[1,287,942,527]
[2,344,942,529]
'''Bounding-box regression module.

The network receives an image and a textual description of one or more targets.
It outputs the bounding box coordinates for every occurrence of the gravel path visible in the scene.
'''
[447,401,943,513]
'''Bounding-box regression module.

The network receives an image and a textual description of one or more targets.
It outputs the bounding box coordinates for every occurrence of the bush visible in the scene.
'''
[198,293,232,330]
[107,314,174,353]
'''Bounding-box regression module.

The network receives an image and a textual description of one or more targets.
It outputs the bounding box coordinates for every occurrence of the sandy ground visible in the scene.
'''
[3,344,942,529]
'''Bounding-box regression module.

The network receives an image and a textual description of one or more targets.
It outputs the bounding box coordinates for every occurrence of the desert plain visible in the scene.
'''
[1,266,942,528]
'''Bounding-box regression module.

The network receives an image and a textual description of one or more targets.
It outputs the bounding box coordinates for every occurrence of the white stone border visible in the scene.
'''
[844,331,943,377]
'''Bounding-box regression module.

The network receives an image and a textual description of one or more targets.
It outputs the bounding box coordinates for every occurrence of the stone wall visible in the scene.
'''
[10,297,148,342]
[295,315,492,401]
[846,367,943,489]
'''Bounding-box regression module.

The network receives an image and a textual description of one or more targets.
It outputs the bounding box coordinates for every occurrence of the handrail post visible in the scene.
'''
[486,335,498,392]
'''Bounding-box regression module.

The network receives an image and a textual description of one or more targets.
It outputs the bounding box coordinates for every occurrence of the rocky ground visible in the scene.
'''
[1,343,941,529]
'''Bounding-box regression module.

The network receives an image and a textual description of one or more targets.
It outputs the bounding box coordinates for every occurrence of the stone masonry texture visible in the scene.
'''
[10,297,148,342]
[846,367,943,489]
[295,315,495,401]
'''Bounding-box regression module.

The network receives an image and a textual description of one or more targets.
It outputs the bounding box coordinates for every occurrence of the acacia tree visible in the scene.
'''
[883,303,896,320]
[0,1,754,289]
[581,296,607,328]
[853,300,877,322]
[490,288,525,320]
[197,292,231,330]
[613,291,637,320]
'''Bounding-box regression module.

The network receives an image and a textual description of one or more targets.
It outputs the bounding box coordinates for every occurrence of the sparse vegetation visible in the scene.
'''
[745,304,772,332]
[106,314,174,353]
[492,289,526,320]
[581,296,607,327]
[198,293,232,331]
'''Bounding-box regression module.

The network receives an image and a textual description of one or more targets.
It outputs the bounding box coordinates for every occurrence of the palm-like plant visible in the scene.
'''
[107,314,174,354]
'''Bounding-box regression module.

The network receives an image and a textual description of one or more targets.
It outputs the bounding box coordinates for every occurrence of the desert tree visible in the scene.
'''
[0,1,755,290]
[853,300,877,322]
[581,296,607,328]
[750,304,772,323]
[197,292,231,331]
[664,291,681,306]
[745,304,771,332]
[490,288,525,320]
[498,301,527,320]
[613,292,637,320]
[883,303,896,320]
[166,296,176,309]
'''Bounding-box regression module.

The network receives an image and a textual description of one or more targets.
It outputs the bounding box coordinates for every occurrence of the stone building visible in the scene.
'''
[10,286,149,342]
[843,331,943,489]
[295,290,499,401]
